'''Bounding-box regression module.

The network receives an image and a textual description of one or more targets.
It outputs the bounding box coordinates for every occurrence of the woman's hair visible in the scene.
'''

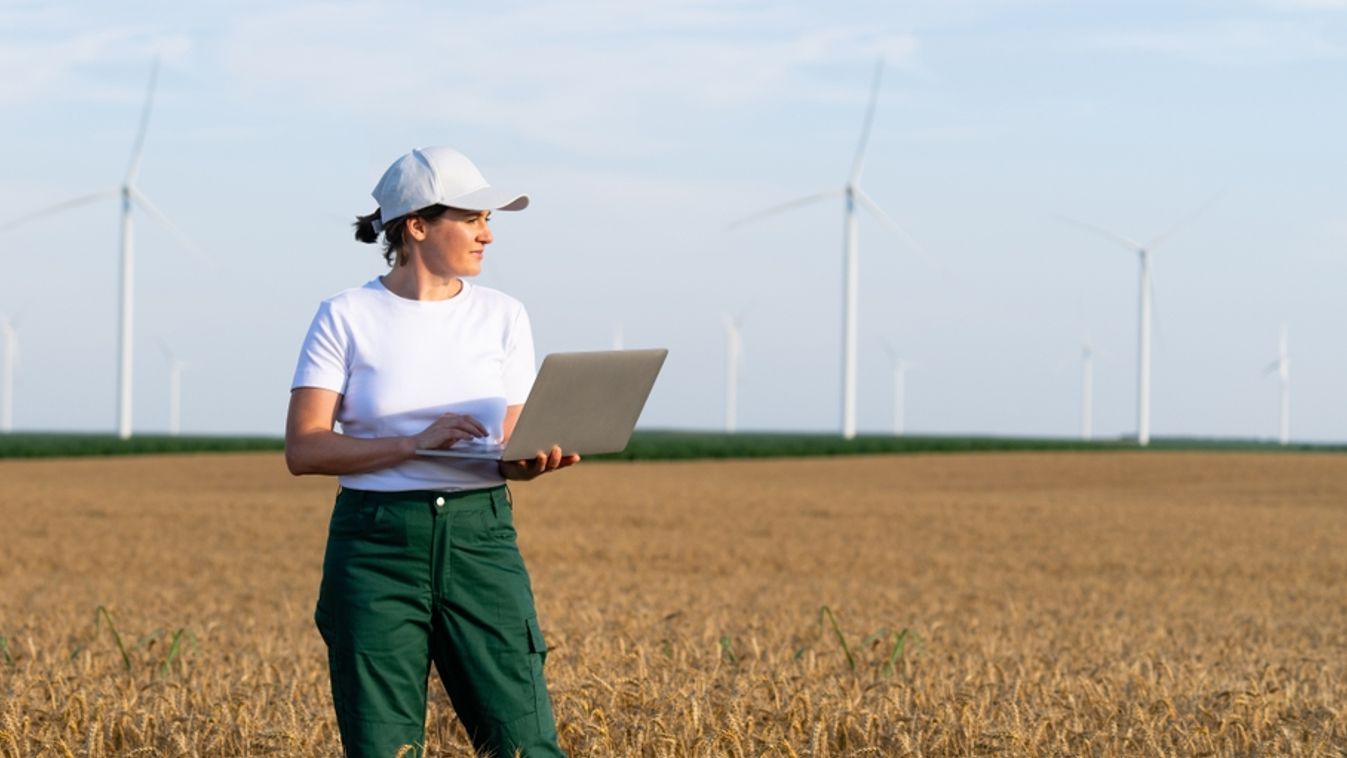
[353,205,456,267]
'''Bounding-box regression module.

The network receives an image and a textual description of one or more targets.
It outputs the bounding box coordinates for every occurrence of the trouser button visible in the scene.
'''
[434,496,445,507]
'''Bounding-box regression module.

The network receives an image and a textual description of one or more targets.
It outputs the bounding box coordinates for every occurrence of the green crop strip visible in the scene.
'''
[3,430,1340,460]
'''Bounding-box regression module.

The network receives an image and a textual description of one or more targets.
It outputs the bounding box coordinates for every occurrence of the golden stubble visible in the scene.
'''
[1,451,1344,756]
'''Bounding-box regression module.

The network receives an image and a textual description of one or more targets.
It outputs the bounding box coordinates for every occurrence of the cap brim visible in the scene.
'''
[445,186,529,212]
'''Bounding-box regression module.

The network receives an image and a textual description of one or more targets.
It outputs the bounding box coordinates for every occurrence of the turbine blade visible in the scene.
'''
[1057,215,1145,251]
[1086,338,1119,365]
[1145,189,1225,250]
[849,57,885,184]
[155,336,177,362]
[125,57,160,184]
[880,337,897,363]
[724,190,838,231]
[0,191,117,232]
[131,189,212,267]
[726,301,752,329]
[854,187,933,262]
[1262,360,1280,375]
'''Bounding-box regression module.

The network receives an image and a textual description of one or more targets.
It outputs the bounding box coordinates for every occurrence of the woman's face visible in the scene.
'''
[408,209,493,278]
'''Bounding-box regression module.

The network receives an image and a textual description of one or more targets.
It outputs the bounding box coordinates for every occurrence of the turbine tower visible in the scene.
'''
[169,358,182,437]
[882,340,908,436]
[892,362,907,436]
[0,59,202,439]
[1080,338,1094,441]
[157,338,184,436]
[723,313,744,433]
[728,59,917,439]
[1062,203,1211,446]
[1,314,16,434]
[1264,326,1290,446]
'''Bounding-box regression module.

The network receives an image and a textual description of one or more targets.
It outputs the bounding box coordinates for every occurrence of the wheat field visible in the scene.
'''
[1,451,1344,756]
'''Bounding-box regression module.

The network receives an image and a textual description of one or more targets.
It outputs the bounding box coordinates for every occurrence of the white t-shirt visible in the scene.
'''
[291,277,536,492]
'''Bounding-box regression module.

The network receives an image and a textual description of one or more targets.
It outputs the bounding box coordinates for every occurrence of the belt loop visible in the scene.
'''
[488,487,501,519]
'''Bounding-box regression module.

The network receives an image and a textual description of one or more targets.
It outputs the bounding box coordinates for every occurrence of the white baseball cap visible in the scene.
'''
[371,146,528,230]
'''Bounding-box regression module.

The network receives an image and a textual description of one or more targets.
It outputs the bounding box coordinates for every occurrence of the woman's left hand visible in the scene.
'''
[499,445,581,481]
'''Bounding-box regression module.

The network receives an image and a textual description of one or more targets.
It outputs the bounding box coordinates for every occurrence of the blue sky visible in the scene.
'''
[1,0,1344,441]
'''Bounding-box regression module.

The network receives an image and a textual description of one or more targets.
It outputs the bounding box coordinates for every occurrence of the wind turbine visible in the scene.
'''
[1057,335,1106,440]
[1,313,17,434]
[891,361,907,436]
[157,338,184,437]
[723,313,744,433]
[878,340,921,436]
[1080,338,1094,441]
[881,340,912,436]
[0,59,201,439]
[1061,203,1211,446]
[612,324,624,351]
[1263,326,1290,446]
[728,58,917,439]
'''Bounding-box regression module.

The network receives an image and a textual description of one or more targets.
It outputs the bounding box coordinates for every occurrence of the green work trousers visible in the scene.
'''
[315,485,566,758]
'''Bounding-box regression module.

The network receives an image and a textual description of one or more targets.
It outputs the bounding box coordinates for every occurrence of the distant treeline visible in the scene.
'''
[0,434,287,459]
[598,431,1347,459]
[0,431,1341,460]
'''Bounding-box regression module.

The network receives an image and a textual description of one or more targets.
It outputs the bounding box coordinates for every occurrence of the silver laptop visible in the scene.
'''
[416,348,668,460]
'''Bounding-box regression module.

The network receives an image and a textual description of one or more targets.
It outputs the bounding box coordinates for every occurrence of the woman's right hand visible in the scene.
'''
[410,413,490,451]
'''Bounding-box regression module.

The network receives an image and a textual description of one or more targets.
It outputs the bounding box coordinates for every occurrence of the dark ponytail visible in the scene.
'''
[352,205,457,268]
[353,209,381,244]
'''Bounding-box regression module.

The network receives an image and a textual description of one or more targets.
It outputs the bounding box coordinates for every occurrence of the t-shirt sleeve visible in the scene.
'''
[502,305,536,405]
[291,300,349,394]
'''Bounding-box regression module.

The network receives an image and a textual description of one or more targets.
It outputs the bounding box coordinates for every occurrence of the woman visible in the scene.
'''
[286,146,577,758]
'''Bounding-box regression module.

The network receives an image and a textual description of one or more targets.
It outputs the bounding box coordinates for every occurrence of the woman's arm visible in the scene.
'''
[284,387,488,476]
[502,403,524,443]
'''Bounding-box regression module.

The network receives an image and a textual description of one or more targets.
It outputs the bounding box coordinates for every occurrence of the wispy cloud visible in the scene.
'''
[1091,19,1344,65]
[214,0,918,156]
[907,124,997,144]
[0,5,189,106]
[1258,0,1347,10]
